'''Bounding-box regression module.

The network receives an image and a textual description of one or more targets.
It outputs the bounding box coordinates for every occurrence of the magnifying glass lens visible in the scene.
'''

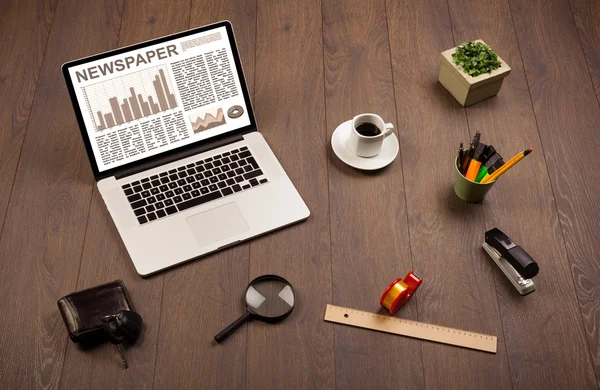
[246,278,295,318]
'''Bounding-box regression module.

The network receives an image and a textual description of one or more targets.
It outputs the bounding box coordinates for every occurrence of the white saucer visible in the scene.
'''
[331,120,399,170]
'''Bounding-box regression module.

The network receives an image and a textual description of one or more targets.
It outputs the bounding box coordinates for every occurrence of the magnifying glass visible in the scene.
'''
[214,275,296,343]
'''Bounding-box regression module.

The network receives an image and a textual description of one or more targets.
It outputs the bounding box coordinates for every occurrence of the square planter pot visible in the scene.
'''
[439,39,511,107]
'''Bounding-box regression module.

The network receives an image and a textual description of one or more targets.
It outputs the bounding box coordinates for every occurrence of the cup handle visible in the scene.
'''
[383,123,394,138]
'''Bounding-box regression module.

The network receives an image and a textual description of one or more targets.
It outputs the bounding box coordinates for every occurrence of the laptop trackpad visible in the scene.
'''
[186,202,250,247]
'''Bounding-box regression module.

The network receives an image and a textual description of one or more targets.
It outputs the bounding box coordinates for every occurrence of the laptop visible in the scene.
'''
[63,21,309,276]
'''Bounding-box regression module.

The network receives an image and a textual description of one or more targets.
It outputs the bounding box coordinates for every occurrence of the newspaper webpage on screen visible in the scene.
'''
[69,26,250,172]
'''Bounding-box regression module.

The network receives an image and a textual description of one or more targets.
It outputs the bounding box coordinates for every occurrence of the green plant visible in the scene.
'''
[452,41,501,77]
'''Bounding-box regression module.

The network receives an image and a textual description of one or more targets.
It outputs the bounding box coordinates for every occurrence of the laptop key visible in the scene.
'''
[173,195,183,203]
[223,152,231,157]
[182,193,192,200]
[249,179,259,187]
[134,208,145,216]
[147,196,156,203]
[186,163,195,168]
[174,188,183,195]
[209,176,218,183]
[141,190,150,198]
[226,178,235,186]
[240,146,248,151]
[133,185,143,193]
[209,184,218,192]
[169,174,178,181]
[221,187,233,196]
[196,164,205,171]
[168,182,177,189]
[213,167,221,174]
[128,194,141,203]
[147,212,157,221]
[244,170,263,181]
[164,199,174,206]
[124,188,133,196]
[231,148,239,153]
[159,184,169,192]
[229,162,239,169]
[156,194,165,201]
[165,190,174,198]
[232,184,242,192]
[242,184,251,190]
[204,170,213,178]
[146,205,155,212]
[222,165,230,172]
[247,157,258,170]
[239,151,251,158]
[187,168,196,175]
[192,182,201,189]
[138,216,148,224]
[205,157,213,162]
[200,187,209,194]
[227,171,236,178]
[222,157,231,164]
[141,178,150,183]
[177,179,186,186]
[122,183,131,189]
[151,188,159,195]
[177,166,186,171]
[195,173,203,180]
[213,160,222,167]
[160,177,170,184]
[243,165,253,173]
[177,191,222,212]
[186,176,195,183]
[218,182,226,189]
[131,199,147,209]
[168,169,177,174]
[218,173,227,181]
[178,171,188,178]
[235,176,244,183]
[183,185,192,192]
[259,179,268,184]
[155,201,164,209]
[156,209,166,218]
[204,162,214,169]
[191,190,200,197]
[230,154,240,161]
[200,179,209,186]
[151,180,161,187]
[166,206,177,215]
[159,172,168,177]
[143,183,152,190]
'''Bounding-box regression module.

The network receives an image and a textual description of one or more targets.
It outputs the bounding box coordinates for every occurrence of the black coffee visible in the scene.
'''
[355,122,382,137]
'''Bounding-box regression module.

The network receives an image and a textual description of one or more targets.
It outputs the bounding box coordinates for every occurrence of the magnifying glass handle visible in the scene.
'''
[214,312,251,343]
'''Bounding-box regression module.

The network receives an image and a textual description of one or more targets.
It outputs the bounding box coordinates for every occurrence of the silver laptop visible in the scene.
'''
[63,21,309,276]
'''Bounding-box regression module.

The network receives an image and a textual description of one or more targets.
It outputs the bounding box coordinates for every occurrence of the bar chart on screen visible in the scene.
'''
[83,65,178,131]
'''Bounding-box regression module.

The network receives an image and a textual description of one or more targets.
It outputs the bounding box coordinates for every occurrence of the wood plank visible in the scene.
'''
[322,0,425,387]
[0,0,124,388]
[153,2,256,389]
[246,0,334,388]
[447,0,598,387]
[384,0,513,388]
[59,1,189,388]
[569,0,600,99]
[509,0,600,384]
[0,0,56,234]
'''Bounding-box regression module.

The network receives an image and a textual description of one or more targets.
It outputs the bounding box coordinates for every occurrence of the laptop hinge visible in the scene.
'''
[114,133,245,180]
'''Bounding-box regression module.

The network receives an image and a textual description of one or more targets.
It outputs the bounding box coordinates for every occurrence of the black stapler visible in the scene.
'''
[482,228,539,295]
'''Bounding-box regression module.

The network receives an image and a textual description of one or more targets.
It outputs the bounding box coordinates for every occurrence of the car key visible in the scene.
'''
[102,314,128,368]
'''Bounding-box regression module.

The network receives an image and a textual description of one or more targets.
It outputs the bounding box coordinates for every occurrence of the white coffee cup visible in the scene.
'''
[347,113,394,157]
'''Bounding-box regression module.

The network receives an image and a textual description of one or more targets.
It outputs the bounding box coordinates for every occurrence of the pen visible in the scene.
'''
[481,148,532,183]
[462,132,481,174]
[458,142,464,171]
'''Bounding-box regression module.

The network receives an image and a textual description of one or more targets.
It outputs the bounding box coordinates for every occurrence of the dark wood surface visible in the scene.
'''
[1,0,599,389]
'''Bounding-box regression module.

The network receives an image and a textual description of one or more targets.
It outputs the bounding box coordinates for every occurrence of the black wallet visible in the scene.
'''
[57,280,134,343]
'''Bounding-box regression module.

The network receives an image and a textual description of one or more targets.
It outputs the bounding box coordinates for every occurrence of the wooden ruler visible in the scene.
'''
[324,304,497,353]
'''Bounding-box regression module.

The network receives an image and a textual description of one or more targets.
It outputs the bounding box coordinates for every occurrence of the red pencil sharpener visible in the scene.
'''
[380,271,423,315]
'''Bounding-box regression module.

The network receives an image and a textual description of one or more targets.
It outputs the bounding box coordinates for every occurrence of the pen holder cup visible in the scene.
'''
[453,157,495,203]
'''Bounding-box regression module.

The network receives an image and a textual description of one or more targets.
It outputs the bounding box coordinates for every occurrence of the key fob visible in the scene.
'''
[102,316,125,344]
[116,310,143,341]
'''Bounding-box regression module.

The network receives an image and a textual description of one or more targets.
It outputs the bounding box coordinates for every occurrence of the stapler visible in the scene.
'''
[482,228,539,295]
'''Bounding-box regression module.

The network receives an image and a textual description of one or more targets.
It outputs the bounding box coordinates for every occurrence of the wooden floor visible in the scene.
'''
[1,0,600,388]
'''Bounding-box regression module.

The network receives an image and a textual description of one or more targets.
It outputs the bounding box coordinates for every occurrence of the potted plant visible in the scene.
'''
[439,40,511,106]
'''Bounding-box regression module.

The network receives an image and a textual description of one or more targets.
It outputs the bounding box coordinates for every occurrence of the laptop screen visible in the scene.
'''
[64,22,253,176]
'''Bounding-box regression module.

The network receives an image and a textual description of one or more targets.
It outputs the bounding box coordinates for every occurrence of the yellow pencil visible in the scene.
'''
[481,148,532,183]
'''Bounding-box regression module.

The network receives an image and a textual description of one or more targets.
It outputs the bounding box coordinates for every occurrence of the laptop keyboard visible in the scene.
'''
[121,146,268,225]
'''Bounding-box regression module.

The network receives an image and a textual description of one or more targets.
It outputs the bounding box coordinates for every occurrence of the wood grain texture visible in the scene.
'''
[0,0,56,236]
[0,0,124,388]
[247,0,335,388]
[385,0,512,388]
[152,1,256,389]
[322,0,425,387]
[509,0,600,385]
[569,0,600,100]
[58,1,189,388]
[447,0,598,388]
